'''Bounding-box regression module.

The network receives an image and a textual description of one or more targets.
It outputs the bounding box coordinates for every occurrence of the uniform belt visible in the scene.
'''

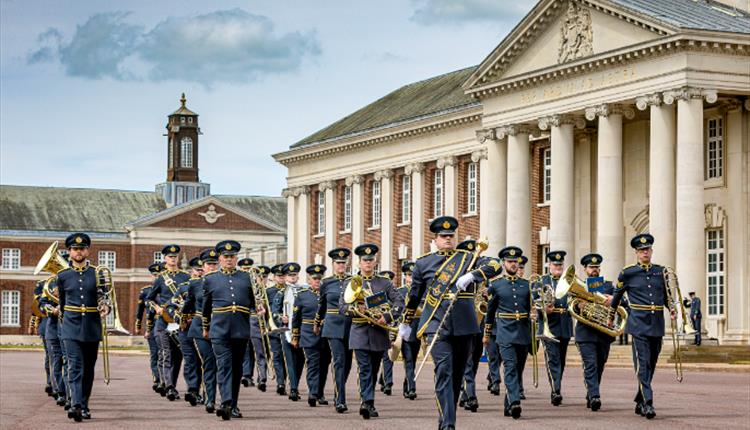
[63,305,98,313]
[326,309,340,314]
[302,319,316,325]
[213,305,251,314]
[193,311,202,317]
[496,312,529,320]
[630,304,664,311]
[551,308,568,314]
[457,292,474,299]
[352,317,368,324]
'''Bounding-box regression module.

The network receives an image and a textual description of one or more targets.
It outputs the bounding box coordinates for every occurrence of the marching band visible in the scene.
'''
[28,218,689,427]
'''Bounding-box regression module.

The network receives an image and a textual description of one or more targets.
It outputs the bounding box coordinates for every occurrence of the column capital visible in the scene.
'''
[635,93,662,110]
[373,169,393,181]
[475,128,497,143]
[584,104,635,121]
[538,114,585,131]
[745,99,750,112]
[344,175,364,187]
[436,155,458,169]
[496,124,535,139]
[663,87,718,104]
[318,180,336,192]
[717,98,743,113]
[404,162,425,176]
[281,188,293,198]
[470,148,488,162]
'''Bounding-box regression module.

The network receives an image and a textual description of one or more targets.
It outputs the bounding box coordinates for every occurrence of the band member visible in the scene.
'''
[516,255,528,398]
[686,292,702,346]
[183,249,219,414]
[276,262,305,401]
[249,264,273,392]
[377,270,396,396]
[166,256,204,406]
[611,233,671,420]
[40,277,68,407]
[340,243,403,420]
[146,245,190,401]
[202,240,261,420]
[30,281,52,397]
[316,248,353,413]
[396,261,419,400]
[483,246,534,419]
[135,263,162,392]
[399,216,498,430]
[575,253,615,411]
[268,264,289,395]
[534,250,573,406]
[292,264,331,406]
[56,233,110,422]
[238,258,260,389]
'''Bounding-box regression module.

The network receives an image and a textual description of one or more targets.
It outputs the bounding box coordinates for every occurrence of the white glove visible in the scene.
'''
[398,323,412,339]
[456,273,475,291]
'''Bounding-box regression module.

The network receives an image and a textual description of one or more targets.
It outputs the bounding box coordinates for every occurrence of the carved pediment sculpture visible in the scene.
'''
[198,204,226,224]
[558,1,593,64]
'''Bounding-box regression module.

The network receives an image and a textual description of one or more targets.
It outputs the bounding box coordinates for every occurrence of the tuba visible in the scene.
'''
[663,266,693,382]
[530,274,559,343]
[343,275,398,333]
[555,265,628,337]
[33,242,68,310]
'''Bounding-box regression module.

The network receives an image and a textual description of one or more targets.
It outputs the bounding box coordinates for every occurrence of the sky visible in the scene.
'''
[1,0,536,196]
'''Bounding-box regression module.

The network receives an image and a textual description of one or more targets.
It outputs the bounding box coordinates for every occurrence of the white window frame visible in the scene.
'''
[188,116,193,124]
[153,252,164,263]
[343,186,352,232]
[706,228,725,316]
[1,248,21,270]
[543,148,552,204]
[168,139,174,168]
[434,169,443,218]
[467,162,478,214]
[180,116,186,124]
[98,251,116,272]
[401,177,411,224]
[317,191,325,235]
[541,245,550,275]
[705,116,724,183]
[180,137,193,168]
[371,180,381,228]
[1,290,21,327]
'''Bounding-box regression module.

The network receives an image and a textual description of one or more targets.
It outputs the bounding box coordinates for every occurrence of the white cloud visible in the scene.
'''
[411,0,536,25]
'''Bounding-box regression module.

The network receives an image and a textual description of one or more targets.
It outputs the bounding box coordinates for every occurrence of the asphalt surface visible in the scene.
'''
[1,350,749,429]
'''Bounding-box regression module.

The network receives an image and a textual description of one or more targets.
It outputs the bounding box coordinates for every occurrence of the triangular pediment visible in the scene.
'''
[125,196,284,233]
[464,0,675,91]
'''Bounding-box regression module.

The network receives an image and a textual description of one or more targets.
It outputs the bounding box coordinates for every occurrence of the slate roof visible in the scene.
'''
[215,195,287,229]
[291,66,480,148]
[611,0,750,34]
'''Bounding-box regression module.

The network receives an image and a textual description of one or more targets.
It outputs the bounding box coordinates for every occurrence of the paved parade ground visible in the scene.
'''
[1,350,748,429]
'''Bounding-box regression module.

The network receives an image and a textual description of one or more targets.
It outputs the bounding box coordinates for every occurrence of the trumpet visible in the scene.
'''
[664,266,693,382]
[529,274,559,343]
[343,275,398,333]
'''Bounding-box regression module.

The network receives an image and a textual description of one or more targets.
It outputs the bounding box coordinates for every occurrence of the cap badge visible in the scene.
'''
[592,257,598,263]
[225,243,232,250]
[365,247,371,255]
[468,244,474,250]
[170,246,176,252]
[338,251,345,257]
[640,237,647,244]
[509,249,516,256]
[75,236,83,244]
[210,251,216,257]
[442,221,451,229]
[314,266,321,272]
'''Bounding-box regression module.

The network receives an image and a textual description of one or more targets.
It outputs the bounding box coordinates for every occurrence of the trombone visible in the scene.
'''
[530,274,559,344]
[664,266,694,383]
[243,267,277,381]
[528,274,540,389]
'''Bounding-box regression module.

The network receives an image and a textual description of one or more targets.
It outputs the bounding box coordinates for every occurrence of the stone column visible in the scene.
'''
[375,169,393,270]
[665,87,717,299]
[405,162,425,258]
[637,93,676,268]
[319,181,336,271]
[477,129,506,257]
[437,156,458,217]
[346,175,364,248]
[501,125,532,254]
[539,115,585,258]
[296,186,310,265]
[282,188,296,267]
[585,104,634,281]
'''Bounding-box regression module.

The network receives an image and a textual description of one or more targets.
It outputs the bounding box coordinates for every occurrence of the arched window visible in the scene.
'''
[180,137,193,168]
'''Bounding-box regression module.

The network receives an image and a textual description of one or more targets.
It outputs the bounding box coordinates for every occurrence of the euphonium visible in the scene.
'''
[664,266,692,382]
[530,274,558,343]
[343,275,398,333]
[474,281,488,325]
[33,241,69,276]
[555,265,628,337]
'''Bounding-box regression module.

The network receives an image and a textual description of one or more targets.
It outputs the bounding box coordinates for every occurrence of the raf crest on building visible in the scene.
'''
[198,204,226,224]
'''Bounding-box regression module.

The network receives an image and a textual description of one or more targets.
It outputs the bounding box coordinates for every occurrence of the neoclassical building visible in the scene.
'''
[274,0,749,344]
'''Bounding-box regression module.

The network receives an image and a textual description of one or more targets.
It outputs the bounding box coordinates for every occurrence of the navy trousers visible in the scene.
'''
[429,333,473,429]
[354,349,383,403]
[692,318,702,345]
[631,335,662,405]
[577,341,611,399]
[156,326,182,388]
[212,338,247,408]
[485,334,501,386]
[543,337,569,395]
[327,337,352,406]
[179,331,200,392]
[64,340,98,409]
[460,333,484,401]
[251,337,268,383]
[146,334,160,384]
[194,337,217,405]
[46,337,66,395]
[379,354,393,388]
[303,345,321,399]
[242,340,256,379]
[401,339,420,393]
[270,335,286,387]
[499,343,528,410]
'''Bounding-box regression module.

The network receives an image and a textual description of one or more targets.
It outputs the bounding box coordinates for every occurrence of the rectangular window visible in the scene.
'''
[317,191,325,235]
[153,252,164,263]
[1,290,20,327]
[543,148,552,203]
[402,177,411,223]
[434,169,444,218]
[706,117,724,180]
[343,186,352,232]
[168,139,174,168]
[706,229,725,315]
[98,251,116,272]
[541,245,550,275]
[371,180,381,228]
[467,162,478,214]
[1,249,21,270]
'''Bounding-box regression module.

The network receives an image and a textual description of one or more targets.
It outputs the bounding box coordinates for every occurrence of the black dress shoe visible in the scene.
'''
[185,391,197,406]
[82,408,91,420]
[490,383,500,396]
[231,407,243,418]
[336,404,347,413]
[635,402,645,416]
[317,396,329,405]
[458,398,466,408]
[166,386,178,401]
[308,397,317,407]
[289,389,300,401]
[510,403,522,419]
[218,403,231,421]
[258,382,266,392]
[205,402,215,414]
[359,403,370,420]
[158,384,167,397]
[276,385,287,396]
[68,405,83,422]
[369,404,379,418]
[644,403,656,419]
[520,393,526,400]
[408,390,417,400]
[45,385,53,396]
[56,394,66,407]
[444,426,456,430]
[590,397,601,411]
[504,408,511,417]
[241,377,250,387]
[465,397,478,412]
[383,385,392,396]
[551,392,563,406]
